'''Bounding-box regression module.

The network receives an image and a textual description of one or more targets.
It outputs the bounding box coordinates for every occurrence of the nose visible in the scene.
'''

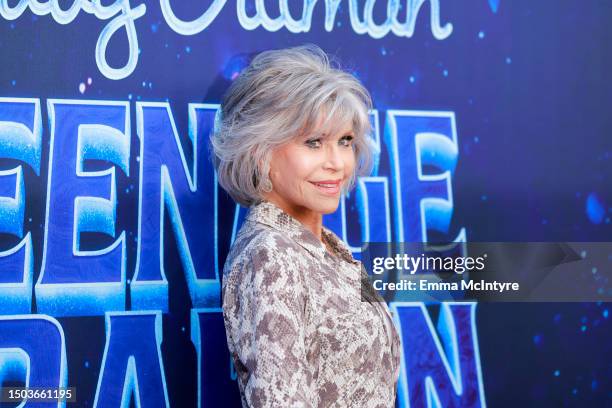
[322,143,344,172]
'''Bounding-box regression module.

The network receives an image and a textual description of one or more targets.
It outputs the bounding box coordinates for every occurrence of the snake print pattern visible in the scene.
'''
[222,201,401,408]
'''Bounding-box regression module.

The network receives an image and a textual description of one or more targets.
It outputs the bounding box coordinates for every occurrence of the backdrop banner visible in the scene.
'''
[0,1,610,407]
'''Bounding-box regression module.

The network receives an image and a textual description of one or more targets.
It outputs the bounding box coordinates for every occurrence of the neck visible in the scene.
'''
[297,212,323,241]
[262,195,323,241]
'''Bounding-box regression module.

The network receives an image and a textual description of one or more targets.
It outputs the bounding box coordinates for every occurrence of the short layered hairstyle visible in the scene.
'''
[211,44,375,207]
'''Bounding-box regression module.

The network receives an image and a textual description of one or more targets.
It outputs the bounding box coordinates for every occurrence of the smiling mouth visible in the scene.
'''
[309,180,342,195]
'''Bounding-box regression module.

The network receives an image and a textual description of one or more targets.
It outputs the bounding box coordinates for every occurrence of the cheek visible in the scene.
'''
[288,152,319,179]
[343,151,357,174]
[269,148,313,188]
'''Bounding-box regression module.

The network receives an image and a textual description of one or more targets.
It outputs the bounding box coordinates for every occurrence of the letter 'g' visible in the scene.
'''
[373,257,385,274]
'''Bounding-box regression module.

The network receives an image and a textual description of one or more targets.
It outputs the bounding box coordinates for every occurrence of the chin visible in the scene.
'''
[313,198,341,215]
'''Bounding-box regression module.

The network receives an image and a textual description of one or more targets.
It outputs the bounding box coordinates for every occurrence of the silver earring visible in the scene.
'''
[261,177,273,193]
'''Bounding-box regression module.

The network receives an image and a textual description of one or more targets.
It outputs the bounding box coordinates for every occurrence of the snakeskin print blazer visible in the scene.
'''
[222,201,401,407]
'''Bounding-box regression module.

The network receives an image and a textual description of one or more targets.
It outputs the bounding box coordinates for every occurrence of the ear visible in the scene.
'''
[258,149,273,179]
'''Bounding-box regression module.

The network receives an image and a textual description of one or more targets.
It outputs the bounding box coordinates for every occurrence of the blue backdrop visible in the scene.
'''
[0,1,610,407]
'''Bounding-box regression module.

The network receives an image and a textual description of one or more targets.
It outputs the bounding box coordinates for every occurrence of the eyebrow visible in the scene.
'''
[318,129,355,138]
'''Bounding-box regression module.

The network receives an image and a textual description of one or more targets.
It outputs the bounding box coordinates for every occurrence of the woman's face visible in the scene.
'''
[265,121,356,220]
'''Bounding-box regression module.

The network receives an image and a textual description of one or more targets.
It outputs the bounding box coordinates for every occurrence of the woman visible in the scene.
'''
[211,45,400,407]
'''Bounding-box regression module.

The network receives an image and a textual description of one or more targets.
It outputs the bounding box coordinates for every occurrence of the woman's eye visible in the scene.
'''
[305,138,322,149]
[339,135,354,147]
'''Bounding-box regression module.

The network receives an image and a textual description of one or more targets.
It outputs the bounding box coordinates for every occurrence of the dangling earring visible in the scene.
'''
[261,177,273,193]
[259,159,273,193]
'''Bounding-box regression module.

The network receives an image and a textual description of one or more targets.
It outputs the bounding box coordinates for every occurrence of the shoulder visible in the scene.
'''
[222,221,310,315]
[231,220,305,262]
[223,221,308,284]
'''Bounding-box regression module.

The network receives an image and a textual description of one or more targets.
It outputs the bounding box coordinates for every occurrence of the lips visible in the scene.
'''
[309,179,342,195]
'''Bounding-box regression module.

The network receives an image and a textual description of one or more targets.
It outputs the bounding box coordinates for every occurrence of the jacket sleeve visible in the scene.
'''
[223,244,317,408]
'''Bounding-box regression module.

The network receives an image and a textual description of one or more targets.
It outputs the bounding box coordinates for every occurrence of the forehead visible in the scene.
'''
[308,111,355,138]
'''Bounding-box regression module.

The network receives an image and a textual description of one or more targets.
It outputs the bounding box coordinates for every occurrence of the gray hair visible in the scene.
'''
[210,44,375,207]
